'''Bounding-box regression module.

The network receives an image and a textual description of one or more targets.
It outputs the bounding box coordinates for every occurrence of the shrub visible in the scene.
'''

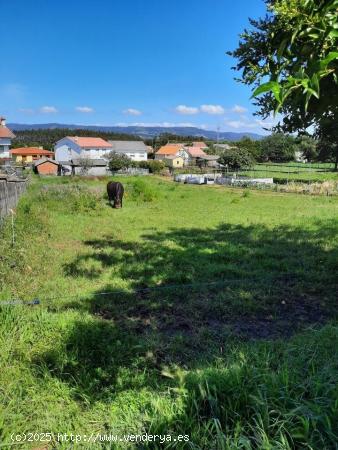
[218,148,255,170]
[138,160,165,174]
[106,152,133,172]
[130,179,158,202]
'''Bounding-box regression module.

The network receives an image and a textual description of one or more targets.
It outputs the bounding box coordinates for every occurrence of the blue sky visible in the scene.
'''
[0,0,274,133]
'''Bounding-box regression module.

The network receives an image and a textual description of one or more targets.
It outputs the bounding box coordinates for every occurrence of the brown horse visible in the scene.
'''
[107,181,124,208]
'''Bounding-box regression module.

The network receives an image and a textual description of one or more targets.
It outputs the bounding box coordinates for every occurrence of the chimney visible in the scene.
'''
[0,117,6,127]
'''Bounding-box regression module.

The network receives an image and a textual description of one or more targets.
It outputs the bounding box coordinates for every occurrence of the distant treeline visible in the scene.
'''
[11,129,208,151]
[11,128,142,151]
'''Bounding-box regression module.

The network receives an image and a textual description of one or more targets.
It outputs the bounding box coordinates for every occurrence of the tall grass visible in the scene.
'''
[0,176,337,449]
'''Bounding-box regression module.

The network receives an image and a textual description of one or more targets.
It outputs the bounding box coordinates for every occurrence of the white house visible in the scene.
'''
[108,141,148,161]
[0,117,15,159]
[54,136,112,162]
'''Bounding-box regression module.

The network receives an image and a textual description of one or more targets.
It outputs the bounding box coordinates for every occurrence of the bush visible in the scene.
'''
[218,148,255,170]
[138,160,165,173]
[106,152,133,172]
[130,179,158,202]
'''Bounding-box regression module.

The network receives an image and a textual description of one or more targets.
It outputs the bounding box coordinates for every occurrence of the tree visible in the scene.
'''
[260,133,297,162]
[296,135,318,162]
[235,137,263,161]
[317,140,338,166]
[228,0,338,169]
[218,148,255,171]
[106,152,133,172]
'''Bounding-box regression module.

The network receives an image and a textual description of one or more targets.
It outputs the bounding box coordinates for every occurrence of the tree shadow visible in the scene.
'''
[35,219,338,401]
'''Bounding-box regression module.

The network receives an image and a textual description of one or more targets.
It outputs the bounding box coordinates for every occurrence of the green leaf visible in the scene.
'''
[319,52,338,70]
[277,39,288,61]
[329,30,338,39]
[251,81,281,102]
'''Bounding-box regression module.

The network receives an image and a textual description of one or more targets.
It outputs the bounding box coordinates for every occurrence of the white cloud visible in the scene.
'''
[231,104,248,114]
[75,106,94,113]
[123,108,142,116]
[175,105,199,115]
[225,120,257,129]
[40,106,58,113]
[114,121,202,128]
[200,104,225,115]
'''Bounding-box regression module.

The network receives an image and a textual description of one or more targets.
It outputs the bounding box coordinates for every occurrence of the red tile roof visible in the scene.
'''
[192,141,208,148]
[0,125,15,139]
[10,147,54,156]
[156,144,184,155]
[187,147,207,157]
[67,136,112,148]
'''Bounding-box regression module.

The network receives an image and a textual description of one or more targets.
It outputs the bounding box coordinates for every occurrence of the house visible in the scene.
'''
[34,158,59,175]
[192,141,209,150]
[164,155,184,168]
[196,154,220,168]
[155,144,190,165]
[213,143,236,152]
[108,141,148,161]
[10,147,54,163]
[54,136,112,162]
[186,146,208,164]
[0,117,15,160]
[295,151,307,163]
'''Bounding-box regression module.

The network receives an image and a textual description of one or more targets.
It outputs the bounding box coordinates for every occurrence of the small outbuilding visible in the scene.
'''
[34,158,59,175]
[164,155,184,168]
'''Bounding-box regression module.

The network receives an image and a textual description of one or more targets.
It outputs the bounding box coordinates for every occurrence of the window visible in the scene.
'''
[129,154,135,158]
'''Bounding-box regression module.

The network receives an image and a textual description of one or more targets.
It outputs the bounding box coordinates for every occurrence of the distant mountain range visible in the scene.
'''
[8,123,264,141]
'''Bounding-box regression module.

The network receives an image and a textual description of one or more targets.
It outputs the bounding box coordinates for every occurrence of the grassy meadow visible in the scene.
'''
[239,163,338,183]
[0,176,338,449]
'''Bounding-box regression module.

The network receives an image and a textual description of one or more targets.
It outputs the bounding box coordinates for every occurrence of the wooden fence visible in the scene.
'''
[0,175,28,219]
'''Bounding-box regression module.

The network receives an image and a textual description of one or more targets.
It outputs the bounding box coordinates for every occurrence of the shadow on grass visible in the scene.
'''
[35,220,338,401]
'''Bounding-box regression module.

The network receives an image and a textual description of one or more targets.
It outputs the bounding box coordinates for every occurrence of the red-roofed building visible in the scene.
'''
[54,136,112,162]
[155,144,190,165]
[0,117,15,159]
[10,147,54,163]
[192,141,208,149]
[186,147,207,158]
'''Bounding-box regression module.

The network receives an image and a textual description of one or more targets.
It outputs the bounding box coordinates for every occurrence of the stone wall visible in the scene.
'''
[0,175,28,219]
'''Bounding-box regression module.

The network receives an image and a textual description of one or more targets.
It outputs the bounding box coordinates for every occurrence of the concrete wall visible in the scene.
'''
[74,166,110,176]
[0,176,28,219]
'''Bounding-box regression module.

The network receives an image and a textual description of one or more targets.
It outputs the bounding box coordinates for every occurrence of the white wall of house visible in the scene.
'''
[113,150,147,161]
[178,149,190,165]
[54,138,112,162]
[54,138,82,161]
[0,138,11,158]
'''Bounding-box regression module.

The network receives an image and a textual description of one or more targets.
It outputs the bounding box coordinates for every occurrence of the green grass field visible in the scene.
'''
[239,163,338,182]
[1,176,338,449]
